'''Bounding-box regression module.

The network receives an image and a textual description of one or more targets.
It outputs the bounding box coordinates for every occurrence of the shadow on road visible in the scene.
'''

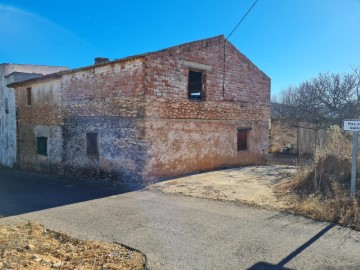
[0,169,141,217]
[247,262,292,270]
[247,223,336,270]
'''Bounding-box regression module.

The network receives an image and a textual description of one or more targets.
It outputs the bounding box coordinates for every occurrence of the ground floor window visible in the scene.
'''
[5,98,9,114]
[237,128,250,151]
[86,132,99,156]
[36,137,48,156]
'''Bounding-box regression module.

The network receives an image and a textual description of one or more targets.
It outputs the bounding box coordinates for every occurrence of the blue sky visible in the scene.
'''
[0,0,359,96]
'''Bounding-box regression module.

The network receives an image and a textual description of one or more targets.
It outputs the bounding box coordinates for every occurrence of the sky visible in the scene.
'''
[0,0,359,96]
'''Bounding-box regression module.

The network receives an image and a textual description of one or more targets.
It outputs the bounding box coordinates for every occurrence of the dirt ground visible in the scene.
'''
[0,154,298,270]
[0,222,146,270]
[149,164,298,210]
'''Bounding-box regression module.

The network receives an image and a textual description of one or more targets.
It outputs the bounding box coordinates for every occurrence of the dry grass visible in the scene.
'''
[0,222,146,270]
[279,125,360,229]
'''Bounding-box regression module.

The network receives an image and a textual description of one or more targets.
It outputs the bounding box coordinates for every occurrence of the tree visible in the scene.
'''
[273,70,360,192]
[273,70,360,127]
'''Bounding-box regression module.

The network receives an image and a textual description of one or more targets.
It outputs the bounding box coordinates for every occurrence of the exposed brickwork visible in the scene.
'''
[143,36,270,179]
[62,60,144,103]
[15,60,147,184]
[61,117,146,183]
[59,60,146,183]
[143,119,266,180]
[11,36,270,185]
[144,36,269,104]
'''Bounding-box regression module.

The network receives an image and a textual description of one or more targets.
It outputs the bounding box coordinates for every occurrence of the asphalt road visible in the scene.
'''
[1,170,360,270]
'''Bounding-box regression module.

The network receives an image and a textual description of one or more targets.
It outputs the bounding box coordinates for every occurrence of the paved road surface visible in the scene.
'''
[1,170,360,270]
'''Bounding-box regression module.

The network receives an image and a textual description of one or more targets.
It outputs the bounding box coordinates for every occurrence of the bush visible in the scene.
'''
[287,125,360,229]
[292,126,357,197]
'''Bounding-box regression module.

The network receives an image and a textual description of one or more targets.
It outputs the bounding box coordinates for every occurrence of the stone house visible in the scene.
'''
[8,35,270,184]
[0,64,67,167]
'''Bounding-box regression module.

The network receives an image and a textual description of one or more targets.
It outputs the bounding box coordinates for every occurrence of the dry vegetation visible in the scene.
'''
[0,222,146,270]
[277,125,360,229]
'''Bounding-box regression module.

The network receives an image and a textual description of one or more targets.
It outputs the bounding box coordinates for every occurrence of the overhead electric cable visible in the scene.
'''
[225,0,260,41]
[223,0,260,101]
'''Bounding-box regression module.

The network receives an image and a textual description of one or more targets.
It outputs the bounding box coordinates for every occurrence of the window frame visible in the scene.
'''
[5,98,9,114]
[86,132,99,156]
[188,70,204,101]
[36,136,48,156]
[27,87,32,105]
[237,128,251,151]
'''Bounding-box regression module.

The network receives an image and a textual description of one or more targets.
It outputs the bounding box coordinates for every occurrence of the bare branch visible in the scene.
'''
[275,70,360,126]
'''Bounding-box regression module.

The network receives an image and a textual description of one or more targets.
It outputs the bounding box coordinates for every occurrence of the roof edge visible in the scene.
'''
[7,54,148,88]
[8,35,226,88]
[143,35,225,57]
[5,71,44,78]
[7,72,63,88]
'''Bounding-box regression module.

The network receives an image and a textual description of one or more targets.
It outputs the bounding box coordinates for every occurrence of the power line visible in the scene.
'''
[222,0,260,101]
[225,0,260,41]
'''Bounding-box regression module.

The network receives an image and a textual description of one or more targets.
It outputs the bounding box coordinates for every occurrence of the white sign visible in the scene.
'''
[344,120,360,132]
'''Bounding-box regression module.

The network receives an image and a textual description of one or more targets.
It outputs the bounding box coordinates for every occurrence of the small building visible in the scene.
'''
[269,103,329,154]
[8,36,270,184]
[0,64,67,167]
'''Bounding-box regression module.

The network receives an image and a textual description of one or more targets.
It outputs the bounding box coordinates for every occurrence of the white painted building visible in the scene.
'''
[0,64,67,167]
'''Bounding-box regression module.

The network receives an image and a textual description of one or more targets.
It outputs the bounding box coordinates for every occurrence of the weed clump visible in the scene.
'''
[287,125,360,229]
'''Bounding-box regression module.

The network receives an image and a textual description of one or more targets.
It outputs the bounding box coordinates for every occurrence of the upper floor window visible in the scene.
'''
[27,88,32,105]
[188,70,203,100]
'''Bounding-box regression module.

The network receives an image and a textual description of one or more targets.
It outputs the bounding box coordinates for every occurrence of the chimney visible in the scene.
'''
[94,57,110,65]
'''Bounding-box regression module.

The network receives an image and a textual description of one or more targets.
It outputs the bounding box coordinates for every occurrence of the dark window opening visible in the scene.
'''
[37,137,48,156]
[27,88,32,105]
[188,70,203,100]
[237,129,249,151]
[5,98,9,114]
[86,132,99,156]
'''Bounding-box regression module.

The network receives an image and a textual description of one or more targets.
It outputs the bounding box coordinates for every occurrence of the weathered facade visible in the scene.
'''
[0,64,67,167]
[9,36,270,184]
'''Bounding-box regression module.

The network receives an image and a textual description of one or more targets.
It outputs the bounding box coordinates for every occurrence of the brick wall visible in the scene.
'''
[60,59,146,183]
[13,36,270,184]
[61,117,146,183]
[143,119,267,180]
[15,60,147,184]
[143,36,270,179]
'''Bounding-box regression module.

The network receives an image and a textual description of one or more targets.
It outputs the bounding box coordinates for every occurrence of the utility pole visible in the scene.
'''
[351,131,358,198]
[344,120,360,199]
